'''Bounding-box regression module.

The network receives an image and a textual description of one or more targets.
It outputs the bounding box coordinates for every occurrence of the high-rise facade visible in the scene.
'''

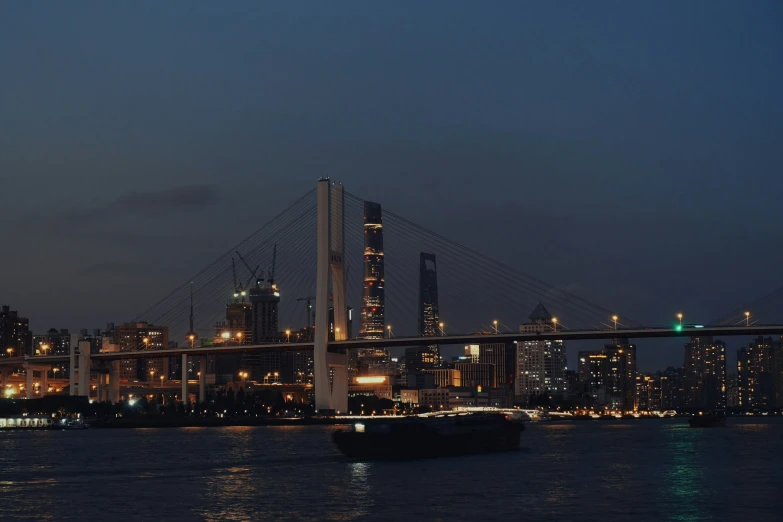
[605,341,637,410]
[577,340,637,410]
[281,351,314,385]
[360,202,385,339]
[0,305,32,357]
[737,336,780,408]
[245,280,281,381]
[213,298,250,383]
[683,336,727,409]
[406,252,441,372]
[113,322,169,382]
[516,304,566,404]
[33,328,73,378]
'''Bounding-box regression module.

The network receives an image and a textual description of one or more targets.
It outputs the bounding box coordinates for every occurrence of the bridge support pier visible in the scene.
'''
[109,361,120,404]
[69,343,77,396]
[78,341,91,398]
[26,368,33,399]
[181,353,188,406]
[314,179,348,413]
[39,369,47,398]
[198,358,206,404]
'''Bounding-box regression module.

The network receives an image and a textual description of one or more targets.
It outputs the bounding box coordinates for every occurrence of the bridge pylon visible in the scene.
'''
[315,179,348,413]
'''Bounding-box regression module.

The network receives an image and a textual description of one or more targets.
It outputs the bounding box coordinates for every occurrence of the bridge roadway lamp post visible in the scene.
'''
[612,316,618,330]
[552,317,558,332]
[493,320,498,334]
[677,313,683,326]
[745,311,750,327]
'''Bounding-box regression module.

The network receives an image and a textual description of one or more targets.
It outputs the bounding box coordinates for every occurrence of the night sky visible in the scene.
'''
[2,1,782,370]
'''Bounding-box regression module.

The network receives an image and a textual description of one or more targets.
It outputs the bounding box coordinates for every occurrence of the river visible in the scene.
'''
[1,418,781,521]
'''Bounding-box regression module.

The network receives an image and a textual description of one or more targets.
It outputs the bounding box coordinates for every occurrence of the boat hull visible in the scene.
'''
[333,414,523,460]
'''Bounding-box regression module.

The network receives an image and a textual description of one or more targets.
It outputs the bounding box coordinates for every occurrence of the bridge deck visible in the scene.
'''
[8,325,782,364]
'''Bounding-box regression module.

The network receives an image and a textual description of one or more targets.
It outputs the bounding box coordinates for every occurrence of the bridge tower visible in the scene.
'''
[315,179,348,412]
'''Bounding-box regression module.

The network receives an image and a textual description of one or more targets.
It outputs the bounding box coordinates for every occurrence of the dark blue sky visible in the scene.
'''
[2,1,782,369]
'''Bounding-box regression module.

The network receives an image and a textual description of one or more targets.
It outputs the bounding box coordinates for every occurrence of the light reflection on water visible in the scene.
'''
[0,418,781,521]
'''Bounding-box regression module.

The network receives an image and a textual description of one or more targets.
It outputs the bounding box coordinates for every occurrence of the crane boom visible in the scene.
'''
[268,244,277,286]
[231,258,239,292]
[235,251,261,288]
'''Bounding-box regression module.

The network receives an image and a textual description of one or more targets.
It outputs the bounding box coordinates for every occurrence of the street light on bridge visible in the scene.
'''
[493,320,498,334]
[677,313,683,326]
[552,317,558,332]
[439,322,445,336]
[387,325,392,338]
[745,311,750,327]
[612,316,618,330]
[286,329,291,342]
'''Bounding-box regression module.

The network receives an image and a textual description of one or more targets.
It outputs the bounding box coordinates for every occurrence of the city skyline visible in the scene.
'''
[2,2,783,371]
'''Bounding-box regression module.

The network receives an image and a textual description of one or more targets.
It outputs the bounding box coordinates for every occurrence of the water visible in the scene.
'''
[1,418,782,521]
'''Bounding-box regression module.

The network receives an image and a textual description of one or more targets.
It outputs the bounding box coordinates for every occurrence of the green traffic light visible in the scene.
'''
[675,324,683,332]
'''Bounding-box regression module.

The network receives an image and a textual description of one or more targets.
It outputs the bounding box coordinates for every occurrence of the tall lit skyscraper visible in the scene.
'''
[406,252,441,372]
[737,336,779,408]
[418,252,439,337]
[683,336,727,409]
[360,202,385,339]
[516,303,566,404]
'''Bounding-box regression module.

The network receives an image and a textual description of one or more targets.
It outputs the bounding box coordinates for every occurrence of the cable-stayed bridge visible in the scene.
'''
[4,179,783,410]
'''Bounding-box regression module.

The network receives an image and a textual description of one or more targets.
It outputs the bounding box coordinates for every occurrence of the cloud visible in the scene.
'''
[58,184,220,224]
[115,185,219,214]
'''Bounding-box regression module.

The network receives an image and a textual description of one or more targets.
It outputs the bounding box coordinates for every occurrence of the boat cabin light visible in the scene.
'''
[355,423,365,433]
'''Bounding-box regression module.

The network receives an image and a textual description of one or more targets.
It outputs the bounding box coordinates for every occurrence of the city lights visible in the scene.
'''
[355,376,387,384]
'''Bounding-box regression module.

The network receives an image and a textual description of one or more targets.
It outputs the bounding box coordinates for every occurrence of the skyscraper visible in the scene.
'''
[604,340,637,410]
[406,252,441,372]
[737,336,779,408]
[0,305,32,357]
[418,252,439,337]
[577,339,637,410]
[516,303,566,404]
[245,275,281,382]
[683,336,727,409]
[360,202,385,339]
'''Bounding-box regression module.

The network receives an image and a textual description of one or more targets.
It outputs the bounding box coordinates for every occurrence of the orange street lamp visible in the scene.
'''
[745,311,750,327]
[552,317,558,332]
[612,315,618,330]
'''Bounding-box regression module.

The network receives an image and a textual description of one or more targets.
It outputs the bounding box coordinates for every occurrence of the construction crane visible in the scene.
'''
[267,244,277,287]
[235,250,263,289]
